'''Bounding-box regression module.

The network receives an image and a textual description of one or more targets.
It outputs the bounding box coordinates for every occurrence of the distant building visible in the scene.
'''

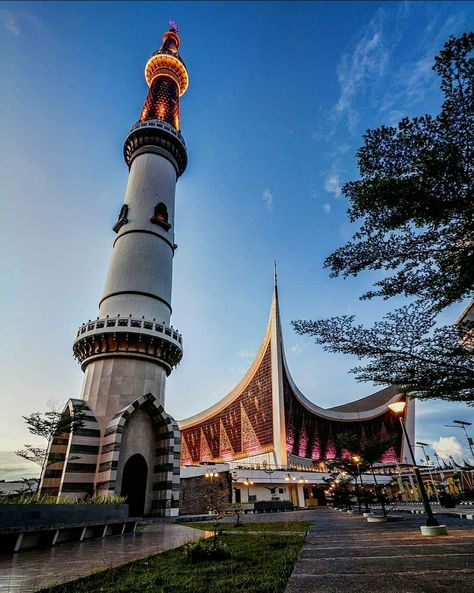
[0,480,37,496]
[457,301,474,348]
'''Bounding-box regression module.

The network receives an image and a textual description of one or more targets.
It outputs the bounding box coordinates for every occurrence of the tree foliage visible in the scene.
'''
[15,402,86,486]
[294,33,474,404]
[294,305,474,403]
[335,434,397,467]
[325,32,473,311]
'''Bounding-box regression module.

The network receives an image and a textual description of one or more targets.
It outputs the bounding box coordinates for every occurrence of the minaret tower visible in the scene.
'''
[73,24,188,427]
[41,23,188,516]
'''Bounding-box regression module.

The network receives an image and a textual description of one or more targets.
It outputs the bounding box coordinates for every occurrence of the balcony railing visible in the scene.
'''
[76,316,182,344]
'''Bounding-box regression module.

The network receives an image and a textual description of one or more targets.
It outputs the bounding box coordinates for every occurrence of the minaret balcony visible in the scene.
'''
[128,119,186,146]
[73,316,183,374]
[123,119,187,175]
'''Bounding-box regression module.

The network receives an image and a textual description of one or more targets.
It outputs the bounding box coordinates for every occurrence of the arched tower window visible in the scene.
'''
[150,202,171,231]
[112,204,129,233]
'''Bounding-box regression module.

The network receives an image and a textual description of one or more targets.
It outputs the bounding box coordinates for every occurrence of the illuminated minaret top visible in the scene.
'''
[124,22,189,176]
[140,26,189,129]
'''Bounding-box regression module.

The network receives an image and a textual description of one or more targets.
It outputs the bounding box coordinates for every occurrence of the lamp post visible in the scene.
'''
[416,441,440,504]
[231,470,240,504]
[368,463,387,518]
[263,466,276,499]
[395,463,408,502]
[388,402,447,534]
[352,455,368,512]
[204,467,220,512]
[444,420,474,459]
[243,479,254,503]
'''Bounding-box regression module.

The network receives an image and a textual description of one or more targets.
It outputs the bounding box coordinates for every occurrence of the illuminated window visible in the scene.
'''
[150,202,171,231]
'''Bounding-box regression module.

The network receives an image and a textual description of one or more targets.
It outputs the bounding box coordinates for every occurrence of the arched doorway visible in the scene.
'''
[121,454,148,516]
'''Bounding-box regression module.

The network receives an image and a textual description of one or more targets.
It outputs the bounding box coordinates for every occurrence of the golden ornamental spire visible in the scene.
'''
[140,23,189,130]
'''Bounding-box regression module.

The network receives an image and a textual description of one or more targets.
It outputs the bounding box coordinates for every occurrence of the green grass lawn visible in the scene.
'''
[39,522,308,593]
[186,520,311,533]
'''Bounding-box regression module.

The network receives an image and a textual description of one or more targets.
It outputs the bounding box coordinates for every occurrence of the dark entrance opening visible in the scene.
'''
[121,454,148,517]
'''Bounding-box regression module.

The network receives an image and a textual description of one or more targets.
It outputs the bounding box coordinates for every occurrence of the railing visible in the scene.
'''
[150,48,186,66]
[76,317,182,344]
[128,119,185,146]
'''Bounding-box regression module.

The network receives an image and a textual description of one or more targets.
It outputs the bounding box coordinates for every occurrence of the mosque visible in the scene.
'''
[179,276,413,471]
[39,24,412,515]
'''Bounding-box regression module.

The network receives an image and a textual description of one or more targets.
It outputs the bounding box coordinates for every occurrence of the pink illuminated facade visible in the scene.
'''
[179,278,414,469]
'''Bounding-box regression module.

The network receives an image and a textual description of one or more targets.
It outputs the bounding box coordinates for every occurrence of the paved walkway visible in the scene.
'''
[285,508,474,593]
[0,524,208,593]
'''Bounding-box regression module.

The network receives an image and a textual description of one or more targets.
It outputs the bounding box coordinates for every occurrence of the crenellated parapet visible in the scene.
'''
[73,316,183,374]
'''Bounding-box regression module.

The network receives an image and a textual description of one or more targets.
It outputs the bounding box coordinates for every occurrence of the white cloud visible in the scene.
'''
[385,109,406,127]
[323,203,331,215]
[334,9,388,131]
[262,188,273,211]
[337,143,351,155]
[432,436,464,462]
[324,171,342,198]
[378,11,467,120]
[238,349,255,360]
[1,10,20,35]
[402,54,435,103]
[291,344,302,355]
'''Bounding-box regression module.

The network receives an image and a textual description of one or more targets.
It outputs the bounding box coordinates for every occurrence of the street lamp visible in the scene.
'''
[243,479,254,502]
[204,467,220,512]
[352,455,368,512]
[416,442,440,504]
[444,420,474,459]
[388,402,447,535]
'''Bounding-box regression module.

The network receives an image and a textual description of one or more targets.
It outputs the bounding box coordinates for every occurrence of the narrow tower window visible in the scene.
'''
[112,204,128,233]
[150,202,171,231]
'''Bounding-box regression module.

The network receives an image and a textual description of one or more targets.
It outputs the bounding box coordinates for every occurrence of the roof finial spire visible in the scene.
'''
[274,261,278,288]
[168,18,179,33]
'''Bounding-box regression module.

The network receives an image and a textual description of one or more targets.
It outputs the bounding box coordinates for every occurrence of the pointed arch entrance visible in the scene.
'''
[121,453,148,516]
[96,393,181,517]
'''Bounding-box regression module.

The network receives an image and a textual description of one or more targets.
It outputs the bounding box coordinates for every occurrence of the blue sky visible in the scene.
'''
[1,1,473,479]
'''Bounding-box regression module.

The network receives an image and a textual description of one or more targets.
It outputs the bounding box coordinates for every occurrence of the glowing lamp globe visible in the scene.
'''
[388,401,407,415]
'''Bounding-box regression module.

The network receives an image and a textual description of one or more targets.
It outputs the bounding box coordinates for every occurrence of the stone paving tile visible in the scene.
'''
[293,553,474,574]
[0,524,208,593]
[299,543,472,558]
[287,573,474,593]
[285,508,474,593]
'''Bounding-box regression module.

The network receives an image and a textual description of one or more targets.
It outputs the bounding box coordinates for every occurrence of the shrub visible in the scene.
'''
[0,493,126,505]
[182,538,231,562]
